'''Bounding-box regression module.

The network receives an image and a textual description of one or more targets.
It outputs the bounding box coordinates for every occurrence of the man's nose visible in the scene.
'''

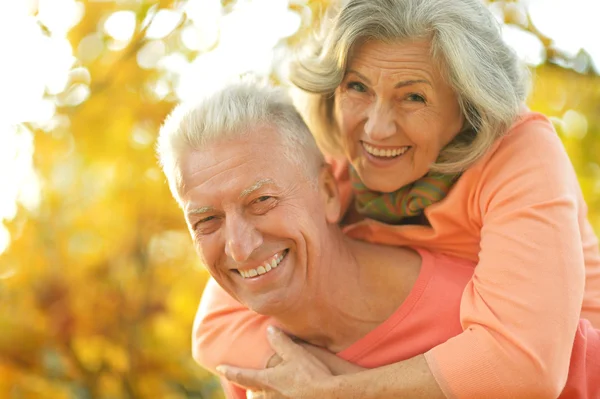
[224,214,263,263]
[364,101,397,141]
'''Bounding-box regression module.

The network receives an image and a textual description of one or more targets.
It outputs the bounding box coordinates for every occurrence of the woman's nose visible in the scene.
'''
[364,102,397,141]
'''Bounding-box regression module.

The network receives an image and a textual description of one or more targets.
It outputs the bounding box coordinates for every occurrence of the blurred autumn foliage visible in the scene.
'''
[0,1,598,398]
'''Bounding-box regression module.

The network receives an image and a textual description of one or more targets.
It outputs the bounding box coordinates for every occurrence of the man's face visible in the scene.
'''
[179,125,334,316]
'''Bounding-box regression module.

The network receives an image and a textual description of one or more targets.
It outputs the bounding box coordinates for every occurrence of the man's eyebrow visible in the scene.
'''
[346,70,431,88]
[239,178,277,199]
[187,206,215,216]
[185,179,277,215]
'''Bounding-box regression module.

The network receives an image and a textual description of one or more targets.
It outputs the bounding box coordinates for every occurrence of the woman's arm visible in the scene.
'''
[325,356,444,399]
[423,117,586,398]
[219,327,444,399]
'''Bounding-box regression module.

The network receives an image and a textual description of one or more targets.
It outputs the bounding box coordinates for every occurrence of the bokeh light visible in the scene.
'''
[0,1,598,398]
[2,0,598,254]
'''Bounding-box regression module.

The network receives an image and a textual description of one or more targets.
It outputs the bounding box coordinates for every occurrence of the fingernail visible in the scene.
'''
[267,325,277,335]
[216,365,226,374]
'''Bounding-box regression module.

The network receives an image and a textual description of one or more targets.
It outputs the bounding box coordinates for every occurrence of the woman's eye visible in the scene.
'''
[407,93,426,103]
[347,81,367,93]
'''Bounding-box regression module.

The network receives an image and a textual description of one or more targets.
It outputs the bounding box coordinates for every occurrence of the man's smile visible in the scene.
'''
[234,249,289,279]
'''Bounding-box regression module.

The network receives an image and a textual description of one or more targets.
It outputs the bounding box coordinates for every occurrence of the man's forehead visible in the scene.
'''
[185,177,282,214]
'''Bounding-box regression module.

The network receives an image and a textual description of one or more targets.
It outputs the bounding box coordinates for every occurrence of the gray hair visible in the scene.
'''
[157,79,324,202]
[290,0,530,173]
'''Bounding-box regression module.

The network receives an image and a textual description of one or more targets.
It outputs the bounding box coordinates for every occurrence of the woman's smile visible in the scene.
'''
[360,141,412,168]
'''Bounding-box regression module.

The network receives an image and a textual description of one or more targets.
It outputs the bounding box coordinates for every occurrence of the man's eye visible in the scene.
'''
[251,196,276,214]
[347,81,367,93]
[254,196,272,203]
[194,215,217,230]
[407,93,426,103]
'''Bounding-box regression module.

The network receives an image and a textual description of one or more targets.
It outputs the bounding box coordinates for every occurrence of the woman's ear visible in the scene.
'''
[318,164,342,224]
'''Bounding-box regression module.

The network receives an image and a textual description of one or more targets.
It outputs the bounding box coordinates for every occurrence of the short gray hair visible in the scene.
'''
[290,0,530,173]
[157,79,324,202]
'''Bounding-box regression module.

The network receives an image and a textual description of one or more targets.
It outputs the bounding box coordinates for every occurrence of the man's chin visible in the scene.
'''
[242,293,292,317]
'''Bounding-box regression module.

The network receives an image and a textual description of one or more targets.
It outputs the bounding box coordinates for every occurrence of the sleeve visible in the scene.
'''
[580,210,600,327]
[424,118,586,399]
[192,278,276,372]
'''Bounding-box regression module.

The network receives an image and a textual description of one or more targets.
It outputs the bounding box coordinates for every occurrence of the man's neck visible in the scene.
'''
[272,231,421,353]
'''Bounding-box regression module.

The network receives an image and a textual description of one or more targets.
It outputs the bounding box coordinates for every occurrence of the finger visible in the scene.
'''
[266,326,306,360]
[266,353,283,368]
[216,365,270,390]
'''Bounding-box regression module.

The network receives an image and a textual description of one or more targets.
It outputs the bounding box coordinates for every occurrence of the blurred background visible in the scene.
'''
[0,0,598,398]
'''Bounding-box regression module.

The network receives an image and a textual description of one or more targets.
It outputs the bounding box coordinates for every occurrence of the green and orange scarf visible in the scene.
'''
[350,166,460,224]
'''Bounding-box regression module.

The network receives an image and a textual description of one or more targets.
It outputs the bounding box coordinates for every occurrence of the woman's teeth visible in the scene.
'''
[239,251,286,279]
[363,143,410,158]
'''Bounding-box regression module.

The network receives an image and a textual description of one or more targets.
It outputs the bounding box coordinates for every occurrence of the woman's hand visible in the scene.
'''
[297,342,365,376]
[217,326,363,398]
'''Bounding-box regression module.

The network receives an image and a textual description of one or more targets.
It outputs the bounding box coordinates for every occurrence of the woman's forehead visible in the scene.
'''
[345,40,442,85]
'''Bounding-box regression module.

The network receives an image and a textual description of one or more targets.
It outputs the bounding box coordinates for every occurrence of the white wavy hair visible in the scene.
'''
[290,0,531,173]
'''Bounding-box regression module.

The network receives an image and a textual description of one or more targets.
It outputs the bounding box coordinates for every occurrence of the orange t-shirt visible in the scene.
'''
[193,112,600,398]
[219,250,600,399]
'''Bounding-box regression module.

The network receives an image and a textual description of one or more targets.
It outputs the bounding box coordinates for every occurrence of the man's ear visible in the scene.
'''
[318,164,342,224]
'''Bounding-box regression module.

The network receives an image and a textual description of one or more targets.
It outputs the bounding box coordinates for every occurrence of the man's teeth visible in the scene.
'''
[239,252,285,279]
[363,143,409,158]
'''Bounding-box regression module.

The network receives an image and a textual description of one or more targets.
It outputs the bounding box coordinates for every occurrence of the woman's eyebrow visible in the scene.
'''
[346,69,371,84]
[346,70,431,88]
[395,79,432,88]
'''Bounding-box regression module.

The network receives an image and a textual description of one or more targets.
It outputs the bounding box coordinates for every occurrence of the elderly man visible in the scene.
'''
[157,81,598,399]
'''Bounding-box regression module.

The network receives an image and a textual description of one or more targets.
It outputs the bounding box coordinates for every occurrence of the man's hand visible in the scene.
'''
[217,326,339,399]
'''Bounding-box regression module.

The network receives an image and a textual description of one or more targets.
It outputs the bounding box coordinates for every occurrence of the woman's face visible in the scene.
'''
[334,40,464,192]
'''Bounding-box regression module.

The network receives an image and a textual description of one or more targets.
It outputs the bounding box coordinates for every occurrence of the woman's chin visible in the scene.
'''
[353,160,418,193]
[360,169,413,193]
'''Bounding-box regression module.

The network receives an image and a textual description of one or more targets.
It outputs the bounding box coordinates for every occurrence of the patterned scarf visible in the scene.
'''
[350,166,460,224]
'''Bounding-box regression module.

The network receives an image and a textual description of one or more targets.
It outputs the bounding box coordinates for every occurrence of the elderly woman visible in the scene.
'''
[192,0,600,397]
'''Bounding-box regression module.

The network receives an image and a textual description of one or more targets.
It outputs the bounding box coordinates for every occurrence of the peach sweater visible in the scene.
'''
[192,112,600,398]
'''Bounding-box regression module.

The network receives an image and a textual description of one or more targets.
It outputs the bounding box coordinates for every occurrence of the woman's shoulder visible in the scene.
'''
[466,111,572,181]
[487,111,563,160]
[455,110,580,210]
[501,111,562,148]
